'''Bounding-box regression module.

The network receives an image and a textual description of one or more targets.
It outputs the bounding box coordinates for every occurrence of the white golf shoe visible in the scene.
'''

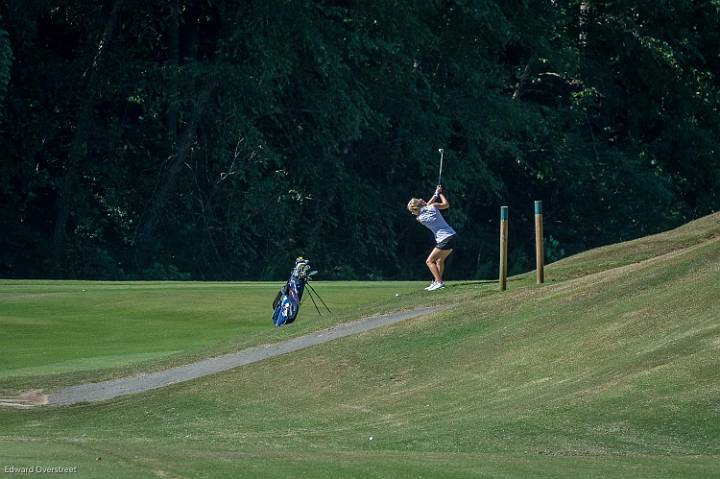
[427,282,445,291]
[424,281,436,291]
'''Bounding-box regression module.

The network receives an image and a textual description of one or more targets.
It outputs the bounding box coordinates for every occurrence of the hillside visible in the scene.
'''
[0,213,719,478]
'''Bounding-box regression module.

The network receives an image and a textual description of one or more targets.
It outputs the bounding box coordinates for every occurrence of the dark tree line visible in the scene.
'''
[1,1,718,280]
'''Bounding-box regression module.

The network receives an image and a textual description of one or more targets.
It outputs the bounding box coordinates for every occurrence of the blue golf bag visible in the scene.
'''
[272,258,311,327]
[272,257,331,327]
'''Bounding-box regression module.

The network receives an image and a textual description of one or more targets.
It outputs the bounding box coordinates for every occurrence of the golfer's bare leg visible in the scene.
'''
[436,250,452,278]
[427,248,451,283]
[426,251,442,283]
[436,249,452,280]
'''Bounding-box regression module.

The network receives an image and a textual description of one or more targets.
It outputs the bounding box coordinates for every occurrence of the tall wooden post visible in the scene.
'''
[535,200,545,284]
[499,206,509,291]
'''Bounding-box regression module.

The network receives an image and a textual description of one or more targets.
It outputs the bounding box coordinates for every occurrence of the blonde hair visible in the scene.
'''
[407,198,423,214]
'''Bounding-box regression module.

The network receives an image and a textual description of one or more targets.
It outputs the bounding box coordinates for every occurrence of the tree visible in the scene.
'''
[0,0,718,280]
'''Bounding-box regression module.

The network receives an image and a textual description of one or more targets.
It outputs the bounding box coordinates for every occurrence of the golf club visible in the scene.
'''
[437,148,444,186]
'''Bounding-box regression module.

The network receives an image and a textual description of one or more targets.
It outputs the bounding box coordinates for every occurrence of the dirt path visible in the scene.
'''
[0,306,441,408]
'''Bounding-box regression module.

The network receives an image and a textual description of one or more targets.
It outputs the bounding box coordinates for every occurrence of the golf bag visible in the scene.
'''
[272,257,330,327]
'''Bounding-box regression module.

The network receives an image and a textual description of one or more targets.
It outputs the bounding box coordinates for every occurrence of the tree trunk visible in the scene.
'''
[579,2,590,48]
[50,0,124,276]
[167,0,179,143]
[512,51,538,100]
[133,79,217,268]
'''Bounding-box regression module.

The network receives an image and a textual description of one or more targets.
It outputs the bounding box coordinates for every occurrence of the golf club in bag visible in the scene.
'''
[272,257,331,327]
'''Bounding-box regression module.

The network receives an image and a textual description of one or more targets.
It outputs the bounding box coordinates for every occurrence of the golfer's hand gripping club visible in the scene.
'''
[429,184,443,205]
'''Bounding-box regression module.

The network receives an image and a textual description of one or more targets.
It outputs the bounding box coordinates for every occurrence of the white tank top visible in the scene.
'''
[417,205,456,243]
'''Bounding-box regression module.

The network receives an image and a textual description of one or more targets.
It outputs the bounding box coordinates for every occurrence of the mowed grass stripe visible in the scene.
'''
[1,438,717,479]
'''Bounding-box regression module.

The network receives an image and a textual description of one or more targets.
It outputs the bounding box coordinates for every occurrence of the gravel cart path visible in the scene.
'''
[31,306,440,406]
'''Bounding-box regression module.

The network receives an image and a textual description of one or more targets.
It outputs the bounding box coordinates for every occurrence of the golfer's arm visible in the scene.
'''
[427,190,443,206]
[434,193,449,210]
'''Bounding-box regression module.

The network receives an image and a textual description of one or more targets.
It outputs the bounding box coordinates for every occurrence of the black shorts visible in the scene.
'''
[436,235,456,251]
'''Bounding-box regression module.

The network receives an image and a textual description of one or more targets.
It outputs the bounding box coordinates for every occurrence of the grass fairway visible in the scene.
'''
[1,213,719,478]
[0,280,426,393]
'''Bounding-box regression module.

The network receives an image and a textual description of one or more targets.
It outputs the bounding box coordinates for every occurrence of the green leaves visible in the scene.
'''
[0,0,719,279]
[0,16,12,120]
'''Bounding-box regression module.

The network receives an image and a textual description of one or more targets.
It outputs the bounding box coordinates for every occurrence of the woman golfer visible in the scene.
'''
[407,185,456,291]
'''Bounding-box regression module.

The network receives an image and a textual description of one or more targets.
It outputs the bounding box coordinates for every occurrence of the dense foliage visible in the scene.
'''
[1,1,718,280]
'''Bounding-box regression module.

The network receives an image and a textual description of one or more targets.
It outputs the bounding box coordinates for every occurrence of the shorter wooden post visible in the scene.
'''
[499,206,509,291]
[535,200,545,284]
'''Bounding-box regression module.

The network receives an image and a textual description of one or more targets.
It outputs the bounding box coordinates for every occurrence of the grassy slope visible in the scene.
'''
[1,212,719,478]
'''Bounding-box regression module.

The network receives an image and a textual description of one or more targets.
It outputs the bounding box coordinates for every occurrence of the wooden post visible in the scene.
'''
[535,200,545,284]
[499,206,509,291]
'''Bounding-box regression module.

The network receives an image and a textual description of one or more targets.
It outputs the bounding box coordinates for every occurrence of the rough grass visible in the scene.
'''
[1,212,719,478]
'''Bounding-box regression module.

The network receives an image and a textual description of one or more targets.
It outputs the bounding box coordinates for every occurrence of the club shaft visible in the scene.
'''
[438,150,444,185]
